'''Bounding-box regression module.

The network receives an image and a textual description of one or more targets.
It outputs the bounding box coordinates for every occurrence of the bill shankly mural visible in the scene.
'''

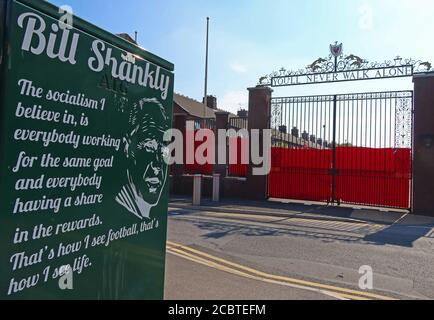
[0,0,174,299]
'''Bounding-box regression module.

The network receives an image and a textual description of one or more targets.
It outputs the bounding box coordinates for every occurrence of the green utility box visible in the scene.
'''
[0,0,174,299]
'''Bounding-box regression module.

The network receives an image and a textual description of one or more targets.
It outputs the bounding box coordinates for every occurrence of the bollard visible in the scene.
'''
[212,174,220,202]
[193,174,202,206]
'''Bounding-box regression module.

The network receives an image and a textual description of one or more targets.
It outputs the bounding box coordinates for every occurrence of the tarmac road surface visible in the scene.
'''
[164,199,434,300]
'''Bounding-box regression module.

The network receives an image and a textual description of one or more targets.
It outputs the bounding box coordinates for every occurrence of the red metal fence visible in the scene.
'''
[228,137,248,177]
[269,147,411,209]
[228,117,248,177]
[181,118,249,177]
[269,147,331,202]
[183,130,214,175]
[183,119,215,175]
[269,91,413,210]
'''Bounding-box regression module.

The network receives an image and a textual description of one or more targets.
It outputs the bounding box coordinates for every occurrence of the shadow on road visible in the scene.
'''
[170,197,434,248]
[192,219,433,248]
[363,224,433,247]
[187,219,363,243]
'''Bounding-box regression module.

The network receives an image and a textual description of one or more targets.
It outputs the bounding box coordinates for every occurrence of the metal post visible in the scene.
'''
[331,95,337,205]
[203,17,210,112]
[212,174,220,202]
[193,174,202,206]
[330,55,338,205]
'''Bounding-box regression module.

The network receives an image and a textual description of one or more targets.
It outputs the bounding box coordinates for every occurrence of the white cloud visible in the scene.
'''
[230,62,248,74]
[220,90,248,114]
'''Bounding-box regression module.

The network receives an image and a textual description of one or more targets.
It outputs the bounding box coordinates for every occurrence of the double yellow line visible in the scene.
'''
[166,241,397,301]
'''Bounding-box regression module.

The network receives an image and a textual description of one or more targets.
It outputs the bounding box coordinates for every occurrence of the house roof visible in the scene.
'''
[173,93,235,119]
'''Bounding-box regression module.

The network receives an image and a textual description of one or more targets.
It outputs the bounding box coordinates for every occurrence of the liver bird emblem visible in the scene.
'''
[419,61,432,71]
[259,76,268,84]
[345,54,365,68]
[308,58,327,72]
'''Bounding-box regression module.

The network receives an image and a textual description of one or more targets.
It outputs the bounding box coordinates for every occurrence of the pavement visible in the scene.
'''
[164,197,434,300]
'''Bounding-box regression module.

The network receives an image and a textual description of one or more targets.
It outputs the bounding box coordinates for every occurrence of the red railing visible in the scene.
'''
[228,137,248,177]
[184,128,214,175]
[269,147,411,209]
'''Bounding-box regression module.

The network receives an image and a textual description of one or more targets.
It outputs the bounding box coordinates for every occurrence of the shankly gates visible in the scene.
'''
[262,43,433,210]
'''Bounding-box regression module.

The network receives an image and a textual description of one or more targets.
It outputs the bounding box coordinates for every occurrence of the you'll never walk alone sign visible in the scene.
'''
[260,42,432,87]
[0,0,174,299]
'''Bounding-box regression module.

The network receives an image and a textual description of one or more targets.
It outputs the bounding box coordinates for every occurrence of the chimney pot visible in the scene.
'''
[237,109,248,118]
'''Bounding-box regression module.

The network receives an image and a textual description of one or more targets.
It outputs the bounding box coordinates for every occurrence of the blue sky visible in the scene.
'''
[49,0,434,114]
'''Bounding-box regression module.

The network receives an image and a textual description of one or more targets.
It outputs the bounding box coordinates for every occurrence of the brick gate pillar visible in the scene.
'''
[413,74,434,217]
[246,86,273,200]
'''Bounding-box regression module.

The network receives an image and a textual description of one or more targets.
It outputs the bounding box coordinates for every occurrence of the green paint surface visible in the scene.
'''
[0,0,174,300]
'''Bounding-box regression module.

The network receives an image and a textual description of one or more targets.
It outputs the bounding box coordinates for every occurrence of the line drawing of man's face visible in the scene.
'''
[116,97,170,220]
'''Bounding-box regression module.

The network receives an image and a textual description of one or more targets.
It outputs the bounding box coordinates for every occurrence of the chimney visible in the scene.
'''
[291,127,299,138]
[279,125,287,134]
[237,109,248,118]
[310,135,316,143]
[203,95,217,109]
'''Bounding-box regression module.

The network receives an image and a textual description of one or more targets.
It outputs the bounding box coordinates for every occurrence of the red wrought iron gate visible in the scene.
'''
[258,42,430,210]
[268,91,413,210]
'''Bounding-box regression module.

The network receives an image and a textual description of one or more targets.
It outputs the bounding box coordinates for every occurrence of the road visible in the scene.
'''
[164,202,434,300]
